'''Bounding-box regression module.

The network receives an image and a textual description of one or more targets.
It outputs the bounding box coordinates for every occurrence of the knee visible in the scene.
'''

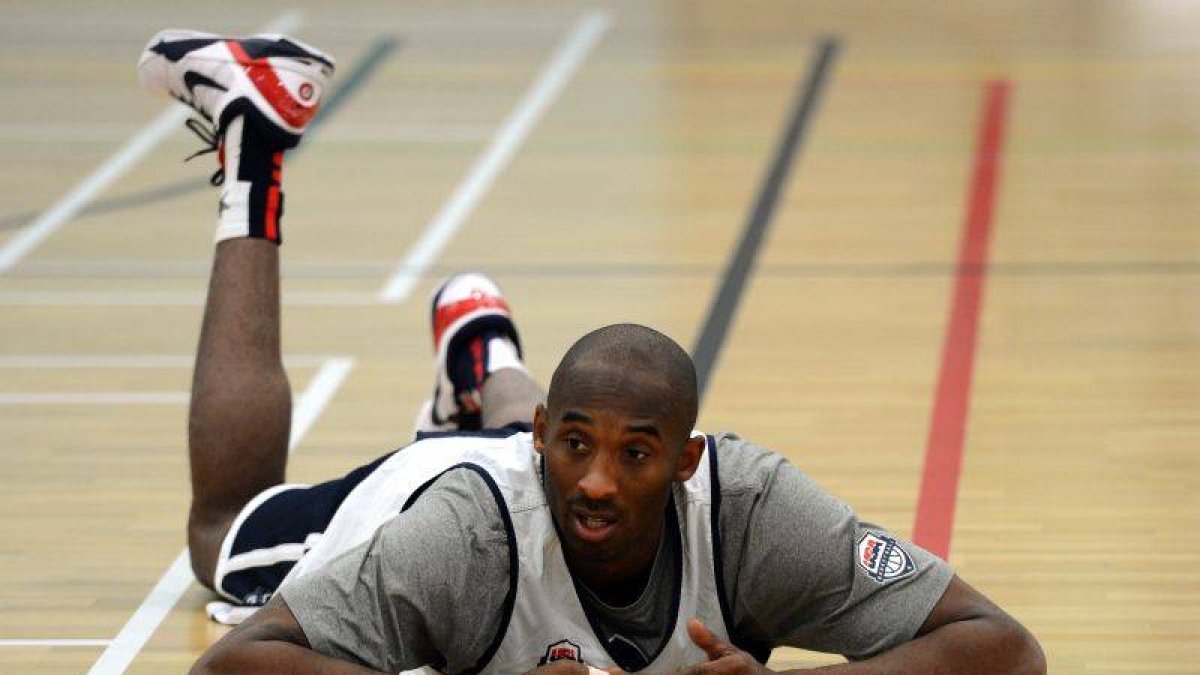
[187,509,235,590]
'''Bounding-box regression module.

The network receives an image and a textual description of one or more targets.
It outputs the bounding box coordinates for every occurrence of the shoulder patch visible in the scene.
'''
[856,532,916,583]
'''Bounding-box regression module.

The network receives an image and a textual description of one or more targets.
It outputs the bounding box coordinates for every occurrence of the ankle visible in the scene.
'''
[485,336,526,377]
[214,115,288,246]
[480,367,543,428]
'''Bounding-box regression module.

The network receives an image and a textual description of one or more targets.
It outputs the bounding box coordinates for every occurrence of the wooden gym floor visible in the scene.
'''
[1,1,1198,672]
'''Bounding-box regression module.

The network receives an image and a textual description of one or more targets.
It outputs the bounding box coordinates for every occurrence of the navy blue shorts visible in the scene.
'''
[212,423,532,605]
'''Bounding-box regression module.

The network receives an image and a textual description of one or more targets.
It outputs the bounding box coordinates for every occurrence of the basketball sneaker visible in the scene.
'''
[138,29,335,149]
[414,273,524,433]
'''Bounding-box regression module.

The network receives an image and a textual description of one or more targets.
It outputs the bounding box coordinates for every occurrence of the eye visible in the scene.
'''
[626,445,649,462]
[566,435,588,453]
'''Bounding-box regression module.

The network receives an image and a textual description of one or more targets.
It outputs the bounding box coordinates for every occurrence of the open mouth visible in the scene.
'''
[571,511,619,544]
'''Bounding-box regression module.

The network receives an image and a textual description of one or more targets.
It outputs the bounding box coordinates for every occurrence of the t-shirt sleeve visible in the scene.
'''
[716,435,953,660]
[279,468,512,673]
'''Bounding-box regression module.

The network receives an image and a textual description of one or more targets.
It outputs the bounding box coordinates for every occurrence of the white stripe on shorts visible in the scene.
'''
[221,532,325,576]
[212,482,310,602]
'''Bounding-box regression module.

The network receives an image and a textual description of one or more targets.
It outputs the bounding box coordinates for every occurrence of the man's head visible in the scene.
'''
[533,323,705,589]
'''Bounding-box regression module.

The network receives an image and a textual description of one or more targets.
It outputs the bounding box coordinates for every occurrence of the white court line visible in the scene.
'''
[0,123,493,145]
[377,9,613,302]
[0,10,303,275]
[0,639,111,647]
[0,354,335,368]
[0,392,187,405]
[18,259,394,275]
[0,290,377,306]
[286,357,355,449]
[86,356,354,675]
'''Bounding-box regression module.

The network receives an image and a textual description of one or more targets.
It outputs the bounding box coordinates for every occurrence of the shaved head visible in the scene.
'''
[547,323,698,444]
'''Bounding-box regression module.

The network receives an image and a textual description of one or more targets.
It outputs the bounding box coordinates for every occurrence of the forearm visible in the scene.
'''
[191,596,390,675]
[192,638,387,675]
[799,616,1045,675]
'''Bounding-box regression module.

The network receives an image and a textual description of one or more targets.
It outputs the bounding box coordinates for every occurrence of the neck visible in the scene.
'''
[580,551,658,607]
[567,516,663,601]
[574,535,661,608]
[567,500,677,607]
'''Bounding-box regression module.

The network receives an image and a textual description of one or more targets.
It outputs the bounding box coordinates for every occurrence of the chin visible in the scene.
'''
[565,535,623,567]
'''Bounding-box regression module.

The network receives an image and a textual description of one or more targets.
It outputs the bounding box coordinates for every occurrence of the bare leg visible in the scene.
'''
[481,368,544,428]
[187,238,291,588]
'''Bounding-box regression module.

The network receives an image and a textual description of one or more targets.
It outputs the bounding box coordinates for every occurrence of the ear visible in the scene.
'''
[674,434,706,482]
[533,403,548,454]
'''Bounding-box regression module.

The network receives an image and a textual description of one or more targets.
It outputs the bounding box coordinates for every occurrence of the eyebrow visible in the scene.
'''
[560,411,592,424]
[559,412,662,439]
[626,423,661,439]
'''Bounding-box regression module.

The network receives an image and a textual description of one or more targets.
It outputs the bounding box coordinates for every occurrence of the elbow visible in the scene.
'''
[188,652,221,675]
[1002,618,1046,675]
[189,642,239,675]
[1020,633,1047,675]
[962,609,1045,675]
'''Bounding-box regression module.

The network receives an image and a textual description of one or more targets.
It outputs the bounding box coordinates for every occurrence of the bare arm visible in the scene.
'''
[806,576,1045,674]
[190,595,387,675]
[669,576,1045,675]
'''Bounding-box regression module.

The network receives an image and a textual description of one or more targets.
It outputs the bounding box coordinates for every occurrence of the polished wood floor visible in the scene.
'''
[2,1,1199,672]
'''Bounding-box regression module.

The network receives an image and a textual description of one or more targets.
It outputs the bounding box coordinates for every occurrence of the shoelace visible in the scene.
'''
[183,117,225,186]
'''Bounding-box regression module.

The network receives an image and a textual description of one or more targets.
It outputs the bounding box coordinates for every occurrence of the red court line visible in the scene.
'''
[912,80,1011,560]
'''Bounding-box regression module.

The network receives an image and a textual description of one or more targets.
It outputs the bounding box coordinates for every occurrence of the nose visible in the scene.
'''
[577,450,618,502]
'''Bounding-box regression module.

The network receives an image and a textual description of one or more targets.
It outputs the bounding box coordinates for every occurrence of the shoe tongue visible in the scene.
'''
[448,331,491,393]
[448,329,523,391]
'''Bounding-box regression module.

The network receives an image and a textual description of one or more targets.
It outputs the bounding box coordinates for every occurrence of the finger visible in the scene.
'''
[668,661,734,675]
[686,619,734,660]
[678,655,756,675]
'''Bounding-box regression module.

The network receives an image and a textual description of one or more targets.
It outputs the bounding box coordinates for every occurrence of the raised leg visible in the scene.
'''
[187,238,291,588]
[137,28,334,590]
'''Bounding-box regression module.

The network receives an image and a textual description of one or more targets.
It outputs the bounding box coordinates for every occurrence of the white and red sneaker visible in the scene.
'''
[415,273,524,433]
[138,29,335,148]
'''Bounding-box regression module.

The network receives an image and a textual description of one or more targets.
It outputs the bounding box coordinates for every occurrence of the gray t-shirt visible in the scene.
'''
[282,433,952,672]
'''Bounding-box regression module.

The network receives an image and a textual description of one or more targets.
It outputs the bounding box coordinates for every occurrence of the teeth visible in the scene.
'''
[583,517,609,529]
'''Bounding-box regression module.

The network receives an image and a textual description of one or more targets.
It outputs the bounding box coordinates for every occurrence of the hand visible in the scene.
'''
[521,661,622,675]
[667,619,770,674]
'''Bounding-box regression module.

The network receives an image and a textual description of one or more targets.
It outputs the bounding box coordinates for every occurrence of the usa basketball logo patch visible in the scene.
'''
[857,532,916,583]
[538,639,583,666]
